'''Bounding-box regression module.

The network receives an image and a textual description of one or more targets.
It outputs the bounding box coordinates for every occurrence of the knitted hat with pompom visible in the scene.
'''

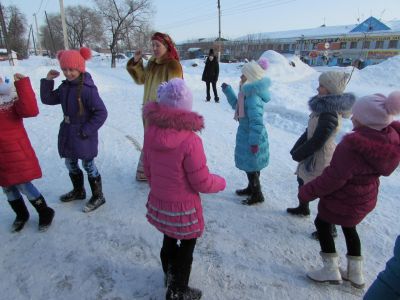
[57,47,92,73]
[352,91,400,130]
[157,78,193,111]
[241,57,269,83]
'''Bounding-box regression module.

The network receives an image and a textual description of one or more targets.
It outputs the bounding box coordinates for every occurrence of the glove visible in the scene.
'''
[221,82,228,90]
[250,145,259,154]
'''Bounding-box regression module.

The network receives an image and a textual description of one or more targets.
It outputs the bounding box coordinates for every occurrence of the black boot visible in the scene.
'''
[166,286,202,300]
[214,96,219,103]
[311,224,338,240]
[83,175,106,212]
[8,197,30,232]
[60,171,86,202]
[29,195,55,231]
[235,172,252,196]
[242,172,264,205]
[287,201,310,216]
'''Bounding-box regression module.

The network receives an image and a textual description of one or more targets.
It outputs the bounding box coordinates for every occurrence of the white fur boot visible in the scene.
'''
[339,255,365,288]
[307,252,342,284]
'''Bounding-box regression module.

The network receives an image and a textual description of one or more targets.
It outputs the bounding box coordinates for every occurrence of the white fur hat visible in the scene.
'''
[241,58,269,83]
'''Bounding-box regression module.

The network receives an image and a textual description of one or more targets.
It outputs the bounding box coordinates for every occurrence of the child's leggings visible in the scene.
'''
[2,182,41,201]
[65,158,99,177]
[315,215,361,256]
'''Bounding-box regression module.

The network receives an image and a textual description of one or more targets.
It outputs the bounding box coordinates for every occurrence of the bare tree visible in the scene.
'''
[40,13,64,56]
[94,0,154,67]
[65,5,105,49]
[4,5,27,58]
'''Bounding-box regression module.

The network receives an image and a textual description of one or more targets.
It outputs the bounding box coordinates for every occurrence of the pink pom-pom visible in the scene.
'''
[258,58,269,70]
[80,47,92,61]
[385,91,400,115]
[56,50,64,60]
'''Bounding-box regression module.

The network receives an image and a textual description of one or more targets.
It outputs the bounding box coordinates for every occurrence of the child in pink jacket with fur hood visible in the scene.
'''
[142,78,226,300]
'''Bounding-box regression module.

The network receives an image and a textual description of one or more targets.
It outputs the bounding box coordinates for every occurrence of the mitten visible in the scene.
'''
[251,145,259,154]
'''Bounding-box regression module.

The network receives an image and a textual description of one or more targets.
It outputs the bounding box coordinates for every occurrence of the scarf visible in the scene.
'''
[234,90,245,121]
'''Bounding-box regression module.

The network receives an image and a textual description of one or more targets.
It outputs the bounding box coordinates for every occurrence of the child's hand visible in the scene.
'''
[14,73,25,81]
[0,77,3,84]
[221,82,228,90]
[46,70,60,80]
[250,145,259,154]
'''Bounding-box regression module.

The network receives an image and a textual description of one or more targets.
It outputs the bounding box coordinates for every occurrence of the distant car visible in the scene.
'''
[115,53,127,60]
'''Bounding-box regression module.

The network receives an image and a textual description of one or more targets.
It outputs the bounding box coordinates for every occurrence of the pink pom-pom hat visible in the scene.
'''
[57,47,92,73]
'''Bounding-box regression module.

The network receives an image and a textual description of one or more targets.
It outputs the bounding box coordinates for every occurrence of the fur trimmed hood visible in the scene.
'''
[343,121,400,176]
[309,93,355,116]
[241,77,271,103]
[143,101,204,131]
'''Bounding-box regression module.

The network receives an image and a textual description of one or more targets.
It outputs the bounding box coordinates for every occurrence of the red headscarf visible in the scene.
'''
[151,32,180,61]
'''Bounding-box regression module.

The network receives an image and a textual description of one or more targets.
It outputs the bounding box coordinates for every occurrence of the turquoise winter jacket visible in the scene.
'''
[223,77,271,172]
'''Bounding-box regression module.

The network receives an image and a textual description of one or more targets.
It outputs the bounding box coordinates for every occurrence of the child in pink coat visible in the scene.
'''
[298,91,400,289]
[142,78,226,300]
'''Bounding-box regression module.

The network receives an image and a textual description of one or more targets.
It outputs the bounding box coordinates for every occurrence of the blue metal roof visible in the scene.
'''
[350,16,391,33]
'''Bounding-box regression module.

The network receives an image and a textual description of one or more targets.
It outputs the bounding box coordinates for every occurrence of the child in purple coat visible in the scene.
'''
[41,47,108,213]
[298,91,400,288]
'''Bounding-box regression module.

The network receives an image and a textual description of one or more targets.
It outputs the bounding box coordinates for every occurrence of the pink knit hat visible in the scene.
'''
[157,78,193,111]
[57,47,92,73]
[352,91,400,130]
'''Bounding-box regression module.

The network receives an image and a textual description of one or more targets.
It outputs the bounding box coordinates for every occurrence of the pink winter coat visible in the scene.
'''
[0,77,42,187]
[299,122,400,227]
[142,102,226,240]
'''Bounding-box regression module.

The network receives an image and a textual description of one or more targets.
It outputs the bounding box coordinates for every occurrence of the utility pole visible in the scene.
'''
[59,0,69,49]
[33,13,42,55]
[217,0,221,62]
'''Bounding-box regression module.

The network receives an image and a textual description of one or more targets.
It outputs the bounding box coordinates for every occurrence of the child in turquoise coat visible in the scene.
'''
[221,58,271,205]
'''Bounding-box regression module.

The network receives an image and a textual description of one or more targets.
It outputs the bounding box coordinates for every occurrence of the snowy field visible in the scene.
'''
[0,52,399,300]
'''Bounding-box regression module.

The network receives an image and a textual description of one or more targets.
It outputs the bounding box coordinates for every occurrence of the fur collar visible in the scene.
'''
[241,77,271,103]
[308,93,355,114]
[143,101,204,132]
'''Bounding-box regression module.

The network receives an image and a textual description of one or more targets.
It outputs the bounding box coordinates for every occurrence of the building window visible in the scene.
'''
[362,41,370,49]
[283,44,290,51]
[340,42,347,49]
[388,40,398,48]
[375,41,384,49]
[350,42,358,49]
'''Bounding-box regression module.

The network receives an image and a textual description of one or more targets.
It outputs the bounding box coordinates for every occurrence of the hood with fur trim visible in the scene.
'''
[143,101,204,150]
[309,93,355,117]
[241,77,271,103]
[343,121,400,176]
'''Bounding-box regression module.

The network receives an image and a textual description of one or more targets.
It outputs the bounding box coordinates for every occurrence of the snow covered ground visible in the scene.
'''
[0,52,399,300]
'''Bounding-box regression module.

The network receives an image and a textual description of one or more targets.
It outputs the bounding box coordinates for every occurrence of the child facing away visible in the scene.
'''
[298,91,400,288]
[221,58,270,205]
[287,72,355,232]
[142,78,226,300]
[40,47,108,213]
[0,73,54,232]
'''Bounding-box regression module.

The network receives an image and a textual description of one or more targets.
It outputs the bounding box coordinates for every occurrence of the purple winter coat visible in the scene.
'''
[40,72,107,159]
[299,122,400,227]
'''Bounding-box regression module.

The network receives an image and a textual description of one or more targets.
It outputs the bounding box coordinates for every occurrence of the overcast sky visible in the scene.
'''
[5,0,400,42]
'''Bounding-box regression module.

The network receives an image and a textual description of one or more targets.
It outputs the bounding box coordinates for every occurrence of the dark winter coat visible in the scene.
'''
[364,235,400,299]
[299,122,400,227]
[0,77,42,186]
[292,93,355,183]
[40,72,108,160]
[202,57,219,82]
